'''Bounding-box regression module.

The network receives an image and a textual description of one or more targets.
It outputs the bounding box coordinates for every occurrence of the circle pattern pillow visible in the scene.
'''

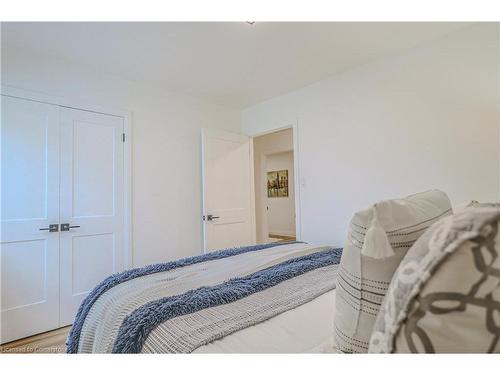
[369,207,500,353]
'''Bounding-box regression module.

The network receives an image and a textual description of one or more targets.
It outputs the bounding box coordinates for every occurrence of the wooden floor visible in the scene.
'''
[269,234,296,242]
[0,326,70,354]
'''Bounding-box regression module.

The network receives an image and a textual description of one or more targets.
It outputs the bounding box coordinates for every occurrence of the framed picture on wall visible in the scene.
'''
[267,169,289,198]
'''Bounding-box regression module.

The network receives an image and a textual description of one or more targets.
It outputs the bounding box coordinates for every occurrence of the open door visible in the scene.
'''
[201,128,255,252]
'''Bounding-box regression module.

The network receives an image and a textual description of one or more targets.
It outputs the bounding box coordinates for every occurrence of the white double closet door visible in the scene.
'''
[1,95,126,343]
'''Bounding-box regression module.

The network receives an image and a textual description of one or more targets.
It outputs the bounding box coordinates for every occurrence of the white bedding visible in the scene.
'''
[195,290,337,353]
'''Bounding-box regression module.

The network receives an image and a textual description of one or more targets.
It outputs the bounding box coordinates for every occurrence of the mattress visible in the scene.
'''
[194,289,337,353]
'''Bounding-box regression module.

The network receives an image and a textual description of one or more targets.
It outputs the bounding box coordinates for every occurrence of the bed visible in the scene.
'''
[66,242,342,353]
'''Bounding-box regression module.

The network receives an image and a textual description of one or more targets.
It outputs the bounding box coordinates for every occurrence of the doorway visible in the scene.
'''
[252,128,297,244]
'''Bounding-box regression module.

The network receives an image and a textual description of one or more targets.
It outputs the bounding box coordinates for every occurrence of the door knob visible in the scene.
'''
[61,223,81,231]
[204,214,220,221]
[39,224,59,232]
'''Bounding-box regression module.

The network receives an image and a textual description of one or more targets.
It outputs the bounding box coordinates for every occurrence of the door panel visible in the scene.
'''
[201,128,254,252]
[2,110,50,220]
[0,96,60,343]
[59,108,124,325]
[71,233,115,295]
[1,240,48,310]
[72,122,116,217]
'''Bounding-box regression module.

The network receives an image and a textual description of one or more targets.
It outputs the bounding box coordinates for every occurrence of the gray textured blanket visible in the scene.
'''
[142,263,339,353]
[72,243,342,353]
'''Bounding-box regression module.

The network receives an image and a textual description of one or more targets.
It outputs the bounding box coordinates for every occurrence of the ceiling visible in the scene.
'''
[2,22,470,109]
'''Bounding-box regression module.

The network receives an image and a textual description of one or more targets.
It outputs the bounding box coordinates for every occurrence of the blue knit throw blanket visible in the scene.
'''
[67,241,300,353]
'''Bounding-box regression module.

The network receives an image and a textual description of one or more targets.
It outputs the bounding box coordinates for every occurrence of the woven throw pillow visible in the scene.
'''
[369,207,500,353]
[334,190,452,353]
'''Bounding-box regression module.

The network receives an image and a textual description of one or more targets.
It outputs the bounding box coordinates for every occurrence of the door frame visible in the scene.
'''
[1,84,133,268]
[250,120,301,242]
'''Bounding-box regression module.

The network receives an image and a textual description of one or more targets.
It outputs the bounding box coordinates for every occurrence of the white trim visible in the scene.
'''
[123,113,133,268]
[200,128,208,252]
[292,118,302,241]
[250,120,302,242]
[1,84,133,269]
[1,84,129,118]
[249,137,257,244]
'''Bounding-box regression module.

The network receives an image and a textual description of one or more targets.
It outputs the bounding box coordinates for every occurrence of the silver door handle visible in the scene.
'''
[203,215,220,221]
[39,224,59,232]
[61,223,80,231]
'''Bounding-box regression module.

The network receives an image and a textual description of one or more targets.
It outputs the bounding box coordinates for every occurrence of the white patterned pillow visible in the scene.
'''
[334,190,452,353]
[369,207,500,353]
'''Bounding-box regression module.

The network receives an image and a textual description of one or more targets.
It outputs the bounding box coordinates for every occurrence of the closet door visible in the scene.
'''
[59,108,125,325]
[1,96,61,343]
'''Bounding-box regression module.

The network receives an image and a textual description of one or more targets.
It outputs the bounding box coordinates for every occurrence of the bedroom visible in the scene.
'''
[1,0,500,372]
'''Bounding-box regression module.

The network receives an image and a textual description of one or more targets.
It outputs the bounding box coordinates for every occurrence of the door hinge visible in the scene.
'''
[122,133,126,142]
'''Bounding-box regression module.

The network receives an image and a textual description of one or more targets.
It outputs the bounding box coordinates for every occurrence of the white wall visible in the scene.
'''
[242,24,500,247]
[266,151,296,237]
[252,128,294,242]
[1,43,240,267]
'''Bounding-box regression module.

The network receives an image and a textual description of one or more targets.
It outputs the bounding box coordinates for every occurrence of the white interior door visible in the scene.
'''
[1,96,61,343]
[59,107,125,325]
[201,128,254,252]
